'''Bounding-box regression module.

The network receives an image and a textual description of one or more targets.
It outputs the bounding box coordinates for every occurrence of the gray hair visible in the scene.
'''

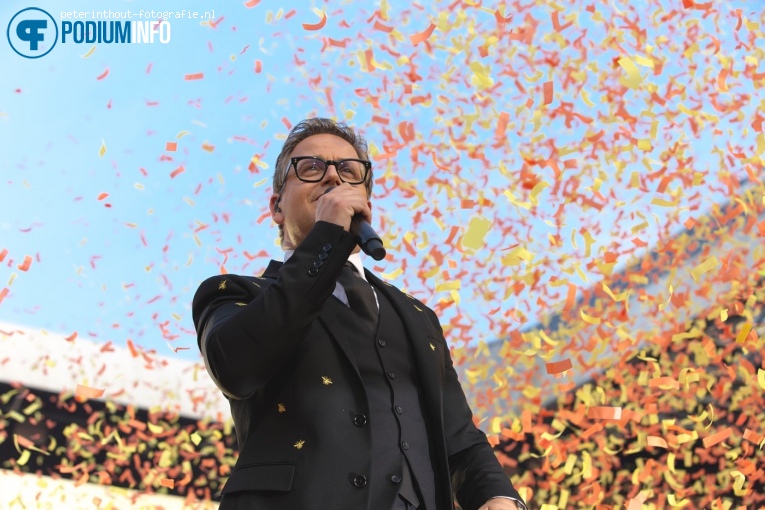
[272,118,374,199]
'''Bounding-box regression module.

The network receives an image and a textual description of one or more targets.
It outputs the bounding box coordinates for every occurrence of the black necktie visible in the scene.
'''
[338,262,378,332]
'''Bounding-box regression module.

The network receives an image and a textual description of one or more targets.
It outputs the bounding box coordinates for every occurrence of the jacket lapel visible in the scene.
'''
[262,260,444,425]
[262,260,362,381]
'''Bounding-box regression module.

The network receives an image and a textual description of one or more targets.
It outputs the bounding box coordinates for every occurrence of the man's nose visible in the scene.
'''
[322,163,343,186]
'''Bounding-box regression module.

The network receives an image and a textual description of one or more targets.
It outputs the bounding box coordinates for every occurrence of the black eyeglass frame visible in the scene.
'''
[289,156,372,185]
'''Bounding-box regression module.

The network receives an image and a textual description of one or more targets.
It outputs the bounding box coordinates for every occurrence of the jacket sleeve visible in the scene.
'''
[191,221,357,399]
[428,308,525,510]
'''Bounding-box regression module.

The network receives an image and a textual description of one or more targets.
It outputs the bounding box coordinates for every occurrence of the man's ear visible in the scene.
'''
[270,194,283,223]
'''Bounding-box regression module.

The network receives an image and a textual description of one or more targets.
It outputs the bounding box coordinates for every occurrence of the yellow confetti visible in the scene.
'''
[581,88,595,107]
[80,45,96,58]
[758,369,765,390]
[98,139,107,158]
[469,61,494,90]
[658,285,673,311]
[461,216,492,251]
[602,282,629,302]
[633,54,655,68]
[617,57,643,89]
[435,280,461,292]
[580,310,601,325]
[381,267,404,280]
[735,323,753,344]
[667,494,689,507]
[689,256,719,282]
[529,181,550,205]
[17,450,31,466]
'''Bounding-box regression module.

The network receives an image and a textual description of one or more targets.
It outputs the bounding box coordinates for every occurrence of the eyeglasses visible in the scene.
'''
[290,156,371,185]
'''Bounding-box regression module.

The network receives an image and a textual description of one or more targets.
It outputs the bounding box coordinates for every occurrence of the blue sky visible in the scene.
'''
[1,0,760,362]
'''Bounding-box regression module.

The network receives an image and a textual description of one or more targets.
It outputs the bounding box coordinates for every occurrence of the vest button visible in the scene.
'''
[390,475,402,484]
[313,259,324,268]
[353,414,368,427]
[307,267,319,276]
[401,441,409,450]
[318,251,328,260]
[352,475,367,487]
[387,371,395,379]
[395,406,403,414]
[322,243,332,252]
[377,338,386,347]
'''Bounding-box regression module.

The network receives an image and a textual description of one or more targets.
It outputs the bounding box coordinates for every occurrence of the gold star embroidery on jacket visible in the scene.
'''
[278,403,286,413]
[218,280,227,290]
[430,343,436,351]
[294,440,305,449]
[322,376,333,385]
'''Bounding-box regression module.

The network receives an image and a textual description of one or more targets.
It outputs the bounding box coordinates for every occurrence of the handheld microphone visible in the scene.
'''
[323,187,386,260]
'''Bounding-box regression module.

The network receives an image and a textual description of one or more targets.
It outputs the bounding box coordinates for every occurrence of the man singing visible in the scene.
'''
[192,118,526,510]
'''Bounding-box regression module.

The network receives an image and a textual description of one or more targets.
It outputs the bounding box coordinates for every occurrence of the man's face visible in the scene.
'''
[270,134,372,250]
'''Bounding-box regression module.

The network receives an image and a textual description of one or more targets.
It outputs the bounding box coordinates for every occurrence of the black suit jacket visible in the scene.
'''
[192,221,522,510]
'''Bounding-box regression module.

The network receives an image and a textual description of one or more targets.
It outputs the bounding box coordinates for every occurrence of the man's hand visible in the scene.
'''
[315,182,371,233]
[477,498,519,510]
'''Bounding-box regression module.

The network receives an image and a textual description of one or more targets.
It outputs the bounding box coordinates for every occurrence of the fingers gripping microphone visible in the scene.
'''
[323,187,386,261]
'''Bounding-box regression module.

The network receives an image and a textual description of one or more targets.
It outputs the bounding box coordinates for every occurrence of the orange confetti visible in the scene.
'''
[302,12,327,31]
[0,287,8,305]
[0,248,7,262]
[96,68,109,80]
[743,429,764,444]
[647,436,668,448]
[703,427,732,449]
[409,22,436,45]
[15,434,35,450]
[65,331,78,342]
[16,255,32,272]
[373,20,394,33]
[166,142,177,152]
[170,166,185,178]
[184,73,204,80]
[717,68,729,91]
[495,111,509,138]
[127,338,139,357]
[254,60,262,73]
[243,0,260,7]
[545,358,573,374]
[75,384,105,401]
[160,478,175,489]
[587,406,622,420]
[648,376,680,389]
[542,81,553,105]
[97,192,109,201]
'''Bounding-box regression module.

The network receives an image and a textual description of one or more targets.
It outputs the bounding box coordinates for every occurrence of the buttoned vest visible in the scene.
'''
[335,280,437,510]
